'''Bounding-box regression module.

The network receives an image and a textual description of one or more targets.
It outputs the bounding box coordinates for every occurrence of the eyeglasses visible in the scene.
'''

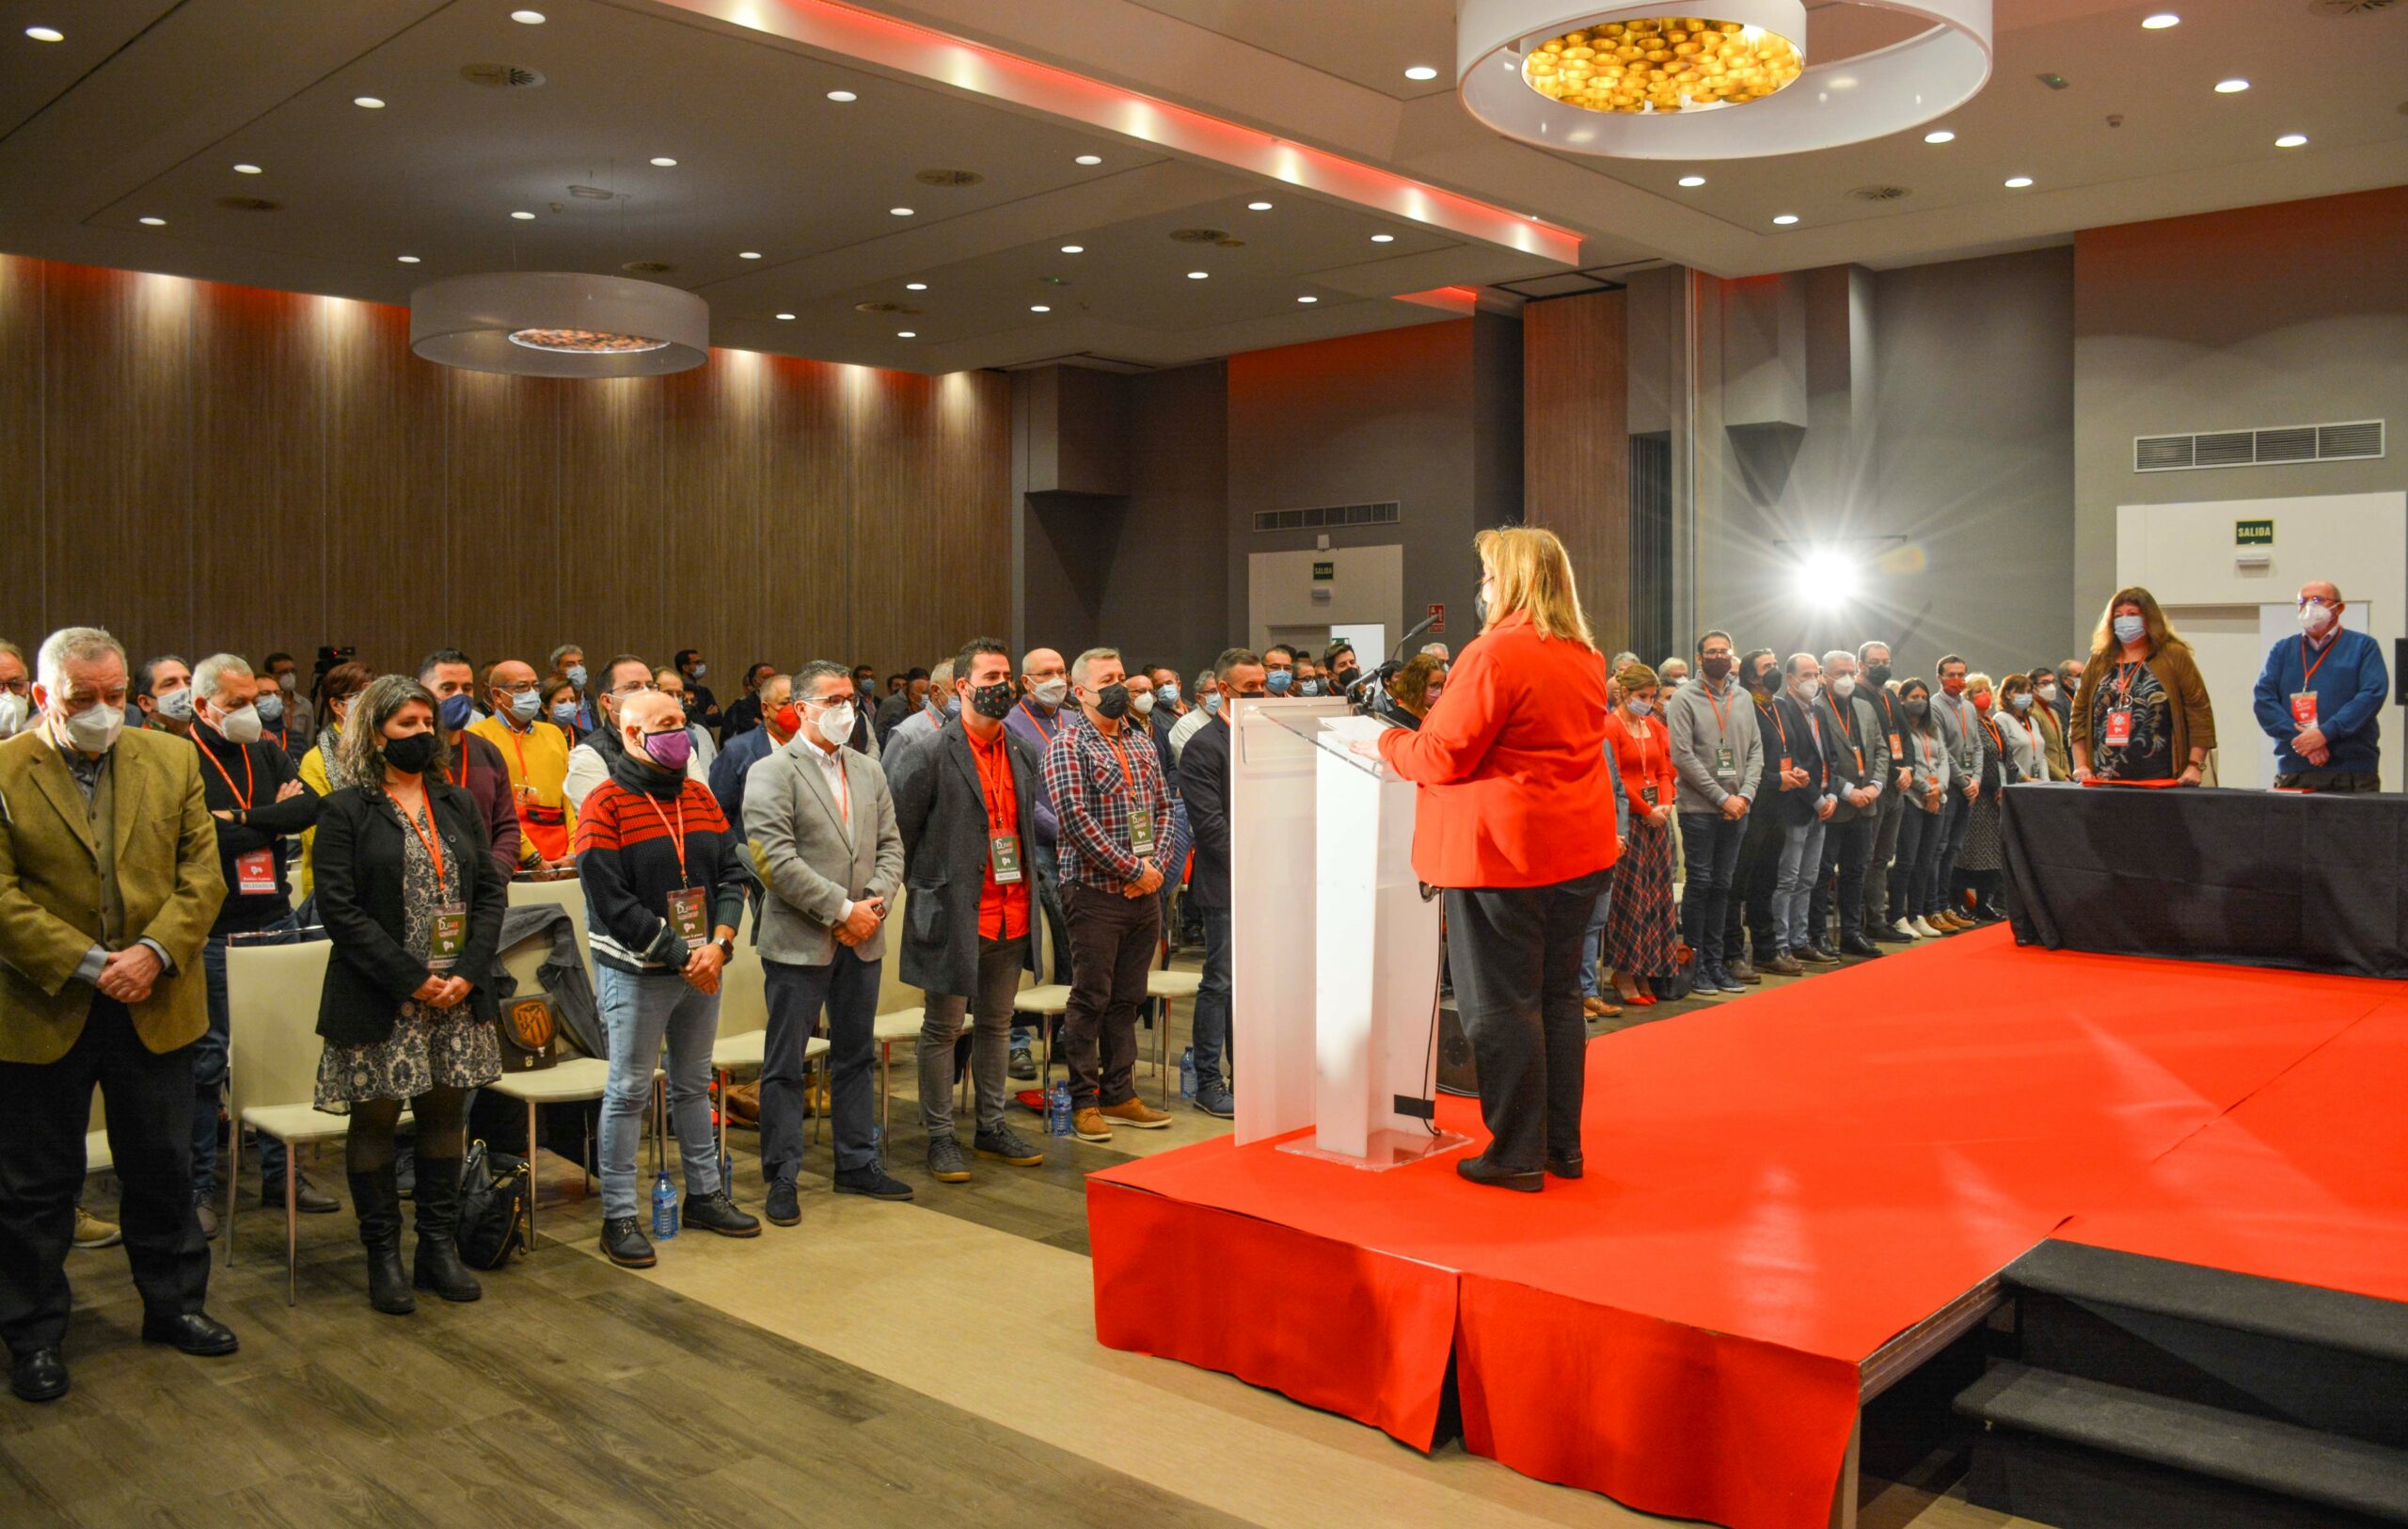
[495,682,540,695]
[610,680,658,696]
[2300,597,2333,609]
[0,677,27,696]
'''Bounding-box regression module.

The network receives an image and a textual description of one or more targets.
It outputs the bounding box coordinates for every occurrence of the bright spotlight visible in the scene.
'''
[1798,548,1858,607]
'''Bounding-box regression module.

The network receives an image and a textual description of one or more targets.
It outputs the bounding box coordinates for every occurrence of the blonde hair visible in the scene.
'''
[1475,526,1594,649]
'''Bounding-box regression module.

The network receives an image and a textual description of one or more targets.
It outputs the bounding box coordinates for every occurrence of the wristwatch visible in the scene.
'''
[714,935,736,962]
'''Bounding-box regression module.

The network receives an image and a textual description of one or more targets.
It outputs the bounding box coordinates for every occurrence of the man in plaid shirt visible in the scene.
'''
[1039,647,1176,1141]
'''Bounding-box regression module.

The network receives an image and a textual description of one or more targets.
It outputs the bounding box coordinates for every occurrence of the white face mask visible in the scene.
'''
[1793,677,1822,702]
[214,701,263,744]
[60,701,125,754]
[1029,677,1069,709]
[156,686,195,724]
[2299,601,2336,634]
[277,673,297,693]
[0,692,25,738]
[2037,683,2058,704]
[690,662,708,680]
[814,701,855,746]
[1131,692,1156,717]
[1832,675,1856,699]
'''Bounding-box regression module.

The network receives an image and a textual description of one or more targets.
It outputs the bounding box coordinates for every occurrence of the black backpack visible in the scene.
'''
[456,1139,531,1270]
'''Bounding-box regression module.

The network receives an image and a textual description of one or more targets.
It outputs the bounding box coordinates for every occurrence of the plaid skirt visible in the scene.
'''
[1603,815,1677,977]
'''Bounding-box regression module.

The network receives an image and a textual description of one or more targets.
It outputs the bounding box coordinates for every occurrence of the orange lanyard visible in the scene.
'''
[1703,679,1735,742]
[1760,697,1795,757]
[2109,661,2144,709]
[1106,730,1142,797]
[970,731,1016,836]
[196,727,254,809]
[500,717,533,781]
[642,789,690,884]
[1020,698,1058,742]
[395,790,447,887]
[2299,632,2336,691]
[1629,713,1655,779]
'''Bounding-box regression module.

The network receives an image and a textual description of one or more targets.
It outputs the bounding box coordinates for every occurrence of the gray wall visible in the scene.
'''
[2072,186,2408,643]
[1100,361,1230,675]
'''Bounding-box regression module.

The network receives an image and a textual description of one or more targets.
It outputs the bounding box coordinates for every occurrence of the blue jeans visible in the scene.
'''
[1192,908,1232,1091]
[198,913,298,1194]
[594,964,721,1219]
[1774,818,1827,949]
[1676,809,1748,972]
[1577,887,1613,998]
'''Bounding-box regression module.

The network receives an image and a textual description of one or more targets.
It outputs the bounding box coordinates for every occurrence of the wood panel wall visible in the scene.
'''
[0,255,1011,688]
[1523,289,1632,648]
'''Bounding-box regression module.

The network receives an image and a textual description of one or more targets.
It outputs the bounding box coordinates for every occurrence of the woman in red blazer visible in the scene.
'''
[1378,527,1619,1191]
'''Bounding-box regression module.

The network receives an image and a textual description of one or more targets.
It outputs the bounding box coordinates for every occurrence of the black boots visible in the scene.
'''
[348,1166,416,1316]
[410,1156,483,1303]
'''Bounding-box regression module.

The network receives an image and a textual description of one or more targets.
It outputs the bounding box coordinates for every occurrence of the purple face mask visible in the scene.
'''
[639,726,693,771]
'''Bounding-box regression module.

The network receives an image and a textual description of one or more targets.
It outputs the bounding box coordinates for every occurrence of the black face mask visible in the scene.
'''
[1333,666,1360,693]
[1751,665,1777,694]
[1700,655,1733,681]
[384,731,437,775]
[1090,683,1132,721]
[1903,699,1929,721]
[968,681,1015,721]
[1863,664,1893,687]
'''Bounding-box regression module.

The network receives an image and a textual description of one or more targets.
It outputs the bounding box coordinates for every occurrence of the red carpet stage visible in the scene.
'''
[1086,927,2408,1529]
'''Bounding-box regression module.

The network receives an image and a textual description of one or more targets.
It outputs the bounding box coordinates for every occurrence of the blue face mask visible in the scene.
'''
[1265,671,1292,694]
[565,663,588,690]
[1159,683,1180,706]
[2112,614,2147,645]
[1203,693,1222,716]
[255,692,284,726]
[1298,679,1323,696]
[438,693,474,731]
[1629,699,1653,716]
[506,690,543,724]
[550,700,579,728]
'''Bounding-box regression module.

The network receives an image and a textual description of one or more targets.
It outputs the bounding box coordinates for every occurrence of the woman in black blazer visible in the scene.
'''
[312,675,508,1315]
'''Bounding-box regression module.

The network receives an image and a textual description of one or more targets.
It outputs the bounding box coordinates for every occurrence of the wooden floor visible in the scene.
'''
[10,929,2050,1529]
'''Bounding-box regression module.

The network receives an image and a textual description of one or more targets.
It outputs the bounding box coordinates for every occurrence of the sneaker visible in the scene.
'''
[1193,1083,1236,1120]
[1070,1107,1113,1143]
[263,1172,341,1214]
[974,1125,1046,1166]
[1910,916,1945,938]
[193,1196,219,1242]
[72,1207,122,1250]
[1689,966,1730,996]
[1099,1097,1173,1130]
[926,1136,972,1184]
[1716,970,1748,995]
[832,1167,914,1202]
[1892,917,1923,940]
[1007,1048,1038,1082]
[601,1216,657,1268]
[764,1178,800,1226]
[681,1190,762,1237]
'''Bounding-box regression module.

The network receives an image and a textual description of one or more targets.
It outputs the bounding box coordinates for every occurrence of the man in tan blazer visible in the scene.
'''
[0,628,237,1405]
[746,661,907,1221]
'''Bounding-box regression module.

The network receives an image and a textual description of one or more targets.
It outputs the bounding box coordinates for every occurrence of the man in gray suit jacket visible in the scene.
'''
[746,661,909,1218]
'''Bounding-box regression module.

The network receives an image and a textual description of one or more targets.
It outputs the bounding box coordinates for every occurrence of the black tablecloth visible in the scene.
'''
[2000,782,2408,980]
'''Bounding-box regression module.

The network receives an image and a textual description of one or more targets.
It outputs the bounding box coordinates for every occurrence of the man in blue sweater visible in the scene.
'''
[2252,580,2389,792]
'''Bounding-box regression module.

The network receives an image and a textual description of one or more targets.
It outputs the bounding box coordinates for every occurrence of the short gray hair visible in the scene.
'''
[37,627,127,695]
[1822,649,1856,672]
[1071,646,1122,686]
[548,643,584,671]
[192,652,254,701]
[793,660,850,699]
[927,659,955,690]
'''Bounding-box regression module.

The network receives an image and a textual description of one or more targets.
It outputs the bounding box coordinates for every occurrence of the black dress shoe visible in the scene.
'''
[1455,1155,1544,1193]
[8,1347,67,1404]
[682,1190,762,1237]
[764,1179,800,1226]
[141,1312,238,1357]
[832,1167,915,1202]
[1840,934,1882,958]
[1545,1153,1584,1180]
[1870,923,1913,944]
[600,1217,657,1268]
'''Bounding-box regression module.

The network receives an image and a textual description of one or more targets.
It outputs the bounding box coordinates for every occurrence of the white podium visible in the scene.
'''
[1228,698,1469,1170]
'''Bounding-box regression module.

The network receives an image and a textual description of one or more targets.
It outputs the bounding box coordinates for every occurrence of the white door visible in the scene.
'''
[2159,605,2261,787]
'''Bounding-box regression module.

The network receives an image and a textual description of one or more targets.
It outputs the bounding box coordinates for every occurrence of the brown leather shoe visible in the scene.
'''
[1099,1097,1173,1130]
[1581,996,1608,1018]
[1070,1108,1112,1143]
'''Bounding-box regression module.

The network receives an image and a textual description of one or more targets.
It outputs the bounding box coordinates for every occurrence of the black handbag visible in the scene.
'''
[456,1140,531,1270]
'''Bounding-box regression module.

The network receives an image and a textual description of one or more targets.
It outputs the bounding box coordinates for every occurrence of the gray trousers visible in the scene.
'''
[1862,787,1905,928]
[918,935,1027,1139]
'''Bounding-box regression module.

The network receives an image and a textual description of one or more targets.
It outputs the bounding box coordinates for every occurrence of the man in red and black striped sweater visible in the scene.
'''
[575,691,761,1269]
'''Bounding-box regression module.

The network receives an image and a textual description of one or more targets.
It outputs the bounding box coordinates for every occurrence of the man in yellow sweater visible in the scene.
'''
[469,658,577,872]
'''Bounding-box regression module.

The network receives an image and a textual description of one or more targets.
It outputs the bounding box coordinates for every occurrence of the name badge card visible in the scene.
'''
[1128,810,1155,854]
[990,832,1023,884]
[666,887,709,950]
[1641,785,1659,806]
[428,903,468,970]
[1715,745,1735,779]
[2103,708,2134,748]
[2289,692,2318,727]
[233,848,277,896]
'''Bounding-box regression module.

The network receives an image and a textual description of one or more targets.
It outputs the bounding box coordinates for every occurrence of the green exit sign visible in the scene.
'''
[1312,561,1334,581]
[2235,519,2274,547]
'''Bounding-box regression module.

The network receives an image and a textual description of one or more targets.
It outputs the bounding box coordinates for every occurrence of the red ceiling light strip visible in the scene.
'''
[654,0,1583,265]
[1393,285,1482,314]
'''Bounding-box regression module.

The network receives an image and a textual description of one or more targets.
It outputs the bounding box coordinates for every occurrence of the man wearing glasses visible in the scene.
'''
[2252,580,2389,793]
[469,658,579,871]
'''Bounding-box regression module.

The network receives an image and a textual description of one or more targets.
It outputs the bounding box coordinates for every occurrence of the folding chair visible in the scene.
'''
[223,939,366,1304]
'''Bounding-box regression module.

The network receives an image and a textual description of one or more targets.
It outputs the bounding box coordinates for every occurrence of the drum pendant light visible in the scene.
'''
[409,271,709,377]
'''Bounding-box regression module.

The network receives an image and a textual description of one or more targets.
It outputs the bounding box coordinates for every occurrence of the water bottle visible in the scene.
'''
[1180,1046,1196,1101]
[719,1150,734,1199]
[870,1124,884,1163]
[651,1169,679,1239]
[1047,1081,1072,1138]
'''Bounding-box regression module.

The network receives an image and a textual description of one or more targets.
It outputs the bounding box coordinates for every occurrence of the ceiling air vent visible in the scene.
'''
[214,196,280,212]
[1847,184,1912,201]
[567,184,615,200]
[913,167,983,186]
[854,300,923,315]
[1169,228,1229,244]
[460,63,546,88]
[2134,420,2384,472]
[2309,0,2396,15]
[1252,502,1402,533]
[621,260,675,275]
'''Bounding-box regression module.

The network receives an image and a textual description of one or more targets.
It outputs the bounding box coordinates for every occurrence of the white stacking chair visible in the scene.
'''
[1012,905,1075,1092]
[1144,967,1203,1105]
[869,890,924,1151]
[222,939,361,1304]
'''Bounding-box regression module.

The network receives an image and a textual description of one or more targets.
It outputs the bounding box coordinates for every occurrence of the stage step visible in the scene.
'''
[1955,1362,2408,1528]
[2007,1241,2408,1445]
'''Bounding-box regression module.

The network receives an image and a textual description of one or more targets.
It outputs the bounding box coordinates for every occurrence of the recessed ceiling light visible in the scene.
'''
[775,311,795,320]
[2004,175,2034,188]
[2214,78,2249,93]
[1297,295,1318,304]
[1247,200,1274,211]
[1772,214,1799,225]
[1029,305,1051,313]
[1370,233,1395,243]
[1187,271,1209,279]
[511,209,535,219]
[1074,154,1102,166]
[354,96,386,109]
[397,254,420,263]
[905,281,927,291]
[2275,133,2308,148]
[139,216,166,226]
[232,163,262,175]
[650,156,676,167]
[826,89,857,103]
[510,8,545,23]
[1924,129,1955,144]
[1404,65,1439,81]
[739,250,762,260]
[897,330,916,338]
[1677,174,1706,187]
[889,206,914,216]
[24,26,64,42]
[2141,11,2179,27]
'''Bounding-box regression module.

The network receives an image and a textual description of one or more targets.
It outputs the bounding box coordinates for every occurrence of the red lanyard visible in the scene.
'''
[2299,632,2337,691]
[970,731,1016,836]
[1625,712,1656,781]
[1020,698,1058,742]
[1106,729,1142,797]
[395,789,447,886]
[196,726,254,809]
[1703,678,1735,741]
[642,789,690,884]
